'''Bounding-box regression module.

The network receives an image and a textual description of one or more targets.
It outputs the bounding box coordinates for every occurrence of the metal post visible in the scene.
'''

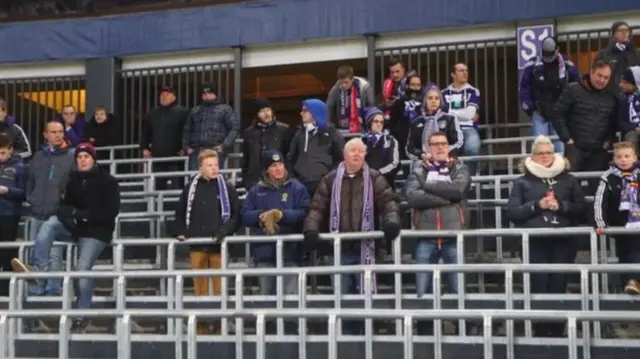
[365,34,378,91]
[232,46,244,125]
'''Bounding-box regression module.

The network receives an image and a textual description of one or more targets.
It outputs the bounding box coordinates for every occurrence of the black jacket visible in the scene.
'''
[173,175,241,252]
[552,75,618,150]
[595,42,640,94]
[242,120,292,189]
[58,167,121,243]
[363,131,400,188]
[140,102,190,157]
[182,100,240,151]
[387,89,423,159]
[0,120,31,159]
[506,156,585,229]
[288,126,345,185]
[593,165,640,228]
[406,111,463,161]
[85,114,122,158]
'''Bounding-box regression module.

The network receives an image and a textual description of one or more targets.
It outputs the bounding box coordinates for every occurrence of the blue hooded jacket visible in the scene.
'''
[302,99,328,128]
[0,155,26,217]
[56,115,86,147]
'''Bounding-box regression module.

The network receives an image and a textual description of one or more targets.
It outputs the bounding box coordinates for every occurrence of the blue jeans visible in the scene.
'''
[531,111,564,153]
[256,261,298,295]
[29,216,73,295]
[188,150,227,171]
[329,252,360,294]
[74,237,107,309]
[461,127,481,175]
[415,240,458,296]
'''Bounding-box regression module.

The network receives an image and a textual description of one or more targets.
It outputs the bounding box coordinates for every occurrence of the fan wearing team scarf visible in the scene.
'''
[405,84,463,163]
[361,107,400,188]
[382,59,418,116]
[594,142,640,295]
[326,65,375,133]
[619,67,640,151]
[172,149,240,334]
[595,21,640,95]
[387,74,423,160]
[403,131,470,335]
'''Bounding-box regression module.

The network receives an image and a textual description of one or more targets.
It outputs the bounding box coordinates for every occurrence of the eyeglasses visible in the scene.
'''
[429,142,448,147]
[534,151,553,156]
[62,112,75,115]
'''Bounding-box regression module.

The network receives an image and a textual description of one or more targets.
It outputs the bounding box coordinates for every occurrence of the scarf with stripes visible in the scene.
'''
[330,162,376,293]
[185,174,230,228]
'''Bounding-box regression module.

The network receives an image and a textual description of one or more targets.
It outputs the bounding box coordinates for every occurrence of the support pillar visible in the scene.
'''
[365,34,378,91]
[233,46,244,123]
[85,58,122,116]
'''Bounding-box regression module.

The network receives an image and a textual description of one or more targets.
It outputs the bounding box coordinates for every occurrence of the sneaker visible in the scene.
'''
[624,280,640,295]
[70,319,89,334]
[10,258,39,285]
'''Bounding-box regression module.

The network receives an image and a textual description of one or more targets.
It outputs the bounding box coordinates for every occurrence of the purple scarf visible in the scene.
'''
[330,162,376,294]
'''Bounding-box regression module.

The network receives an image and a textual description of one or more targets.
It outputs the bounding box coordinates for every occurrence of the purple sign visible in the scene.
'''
[517,25,555,70]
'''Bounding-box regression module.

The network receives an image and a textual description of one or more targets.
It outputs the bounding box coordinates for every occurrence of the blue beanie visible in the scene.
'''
[302,99,327,128]
[364,107,384,126]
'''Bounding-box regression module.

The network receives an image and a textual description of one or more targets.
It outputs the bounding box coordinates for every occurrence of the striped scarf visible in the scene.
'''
[330,162,376,294]
[185,174,230,228]
[613,168,640,228]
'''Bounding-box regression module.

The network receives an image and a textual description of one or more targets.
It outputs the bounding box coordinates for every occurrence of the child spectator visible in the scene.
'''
[361,107,400,188]
[85,106,122,153]
[0,133,26,295]
[594,141,640,294]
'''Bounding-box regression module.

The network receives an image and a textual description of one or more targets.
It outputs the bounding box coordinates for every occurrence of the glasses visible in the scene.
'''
[62,112,75,115]
[429,142,448,147]
[534,151,553,156]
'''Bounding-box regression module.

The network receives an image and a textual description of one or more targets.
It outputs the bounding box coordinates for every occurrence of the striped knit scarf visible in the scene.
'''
[613,168,640,228]
[185,174,230,228]
[330,162,376,294]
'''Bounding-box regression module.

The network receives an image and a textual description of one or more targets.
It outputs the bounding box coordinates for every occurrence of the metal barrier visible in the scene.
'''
[2,307,639,359]
[116,60,235,159]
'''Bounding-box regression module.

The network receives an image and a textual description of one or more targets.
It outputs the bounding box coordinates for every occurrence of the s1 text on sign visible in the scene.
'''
[517,25,555,70]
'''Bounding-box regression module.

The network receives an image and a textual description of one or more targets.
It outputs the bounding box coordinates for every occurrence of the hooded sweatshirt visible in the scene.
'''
[288,99,345,184]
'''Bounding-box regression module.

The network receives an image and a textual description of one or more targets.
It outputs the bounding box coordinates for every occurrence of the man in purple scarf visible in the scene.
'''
[303,137,401,334]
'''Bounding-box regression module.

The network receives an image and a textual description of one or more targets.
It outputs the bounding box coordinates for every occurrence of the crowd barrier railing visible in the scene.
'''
[3,228,639,342]
[2,307,637,359]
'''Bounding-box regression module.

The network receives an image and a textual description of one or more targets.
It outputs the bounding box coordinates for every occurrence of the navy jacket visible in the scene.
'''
[241,177,310,262]
[0,155,26,217]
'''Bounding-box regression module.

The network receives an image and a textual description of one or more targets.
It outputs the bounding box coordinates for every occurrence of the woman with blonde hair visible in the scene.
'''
[506,135,586,337]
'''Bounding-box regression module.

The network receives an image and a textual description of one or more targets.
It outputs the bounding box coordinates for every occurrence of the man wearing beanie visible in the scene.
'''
[182,83,240,170]
[241,150,309,297]
[288,99,345,196]
[619,67,640,150]
[13,142,121,333]
[595,21,640,94]
[361,107,400,188]
[241,99,292,190]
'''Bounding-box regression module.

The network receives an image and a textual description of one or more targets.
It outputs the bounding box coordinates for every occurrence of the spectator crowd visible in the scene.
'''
[0,20,636,337]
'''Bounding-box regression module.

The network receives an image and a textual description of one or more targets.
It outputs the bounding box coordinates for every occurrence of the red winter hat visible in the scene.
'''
[75,142,97,160]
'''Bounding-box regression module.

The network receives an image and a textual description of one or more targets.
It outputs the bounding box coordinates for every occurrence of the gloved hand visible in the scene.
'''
[302,231,320,253]
[259,209,283,235]
[382,222,401,242]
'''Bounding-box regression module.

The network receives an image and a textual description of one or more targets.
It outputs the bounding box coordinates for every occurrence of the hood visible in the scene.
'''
[202,98,224,107]
[258,173,290,189]
[302,99,327,128]
[422,84,442,113]
[1,154,22,166]
[518,154,570,179]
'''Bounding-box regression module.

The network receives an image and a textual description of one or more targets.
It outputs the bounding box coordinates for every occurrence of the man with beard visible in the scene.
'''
[242,99,292,190]
[303,137,401,334]
[387,74,423,160]
[382,59,417,121]
[520,37,580,153]
[552,61,618,193]
[595,21,640,96]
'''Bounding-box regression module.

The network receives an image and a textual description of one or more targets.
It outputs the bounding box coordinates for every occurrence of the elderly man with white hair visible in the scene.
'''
[303,137,401,333]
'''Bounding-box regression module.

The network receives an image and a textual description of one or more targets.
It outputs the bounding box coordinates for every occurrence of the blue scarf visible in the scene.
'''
[330,162,376,294]
[185,174,230,228]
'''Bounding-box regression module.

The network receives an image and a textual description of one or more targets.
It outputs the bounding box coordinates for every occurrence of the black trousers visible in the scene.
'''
[153,161,185,190]
[0,216,20,295]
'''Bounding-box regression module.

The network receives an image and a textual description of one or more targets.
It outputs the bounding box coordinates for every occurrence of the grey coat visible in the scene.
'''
[404,160,471,232]
[26,148,75,219]
[326,76,375,129]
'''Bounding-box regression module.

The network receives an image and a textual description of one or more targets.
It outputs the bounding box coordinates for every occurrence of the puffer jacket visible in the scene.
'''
[303,165,401,254]
[404,160,471,239]
[506,154,586,228]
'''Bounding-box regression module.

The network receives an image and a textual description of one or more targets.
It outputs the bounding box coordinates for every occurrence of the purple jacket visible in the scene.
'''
[56,116,86,147]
